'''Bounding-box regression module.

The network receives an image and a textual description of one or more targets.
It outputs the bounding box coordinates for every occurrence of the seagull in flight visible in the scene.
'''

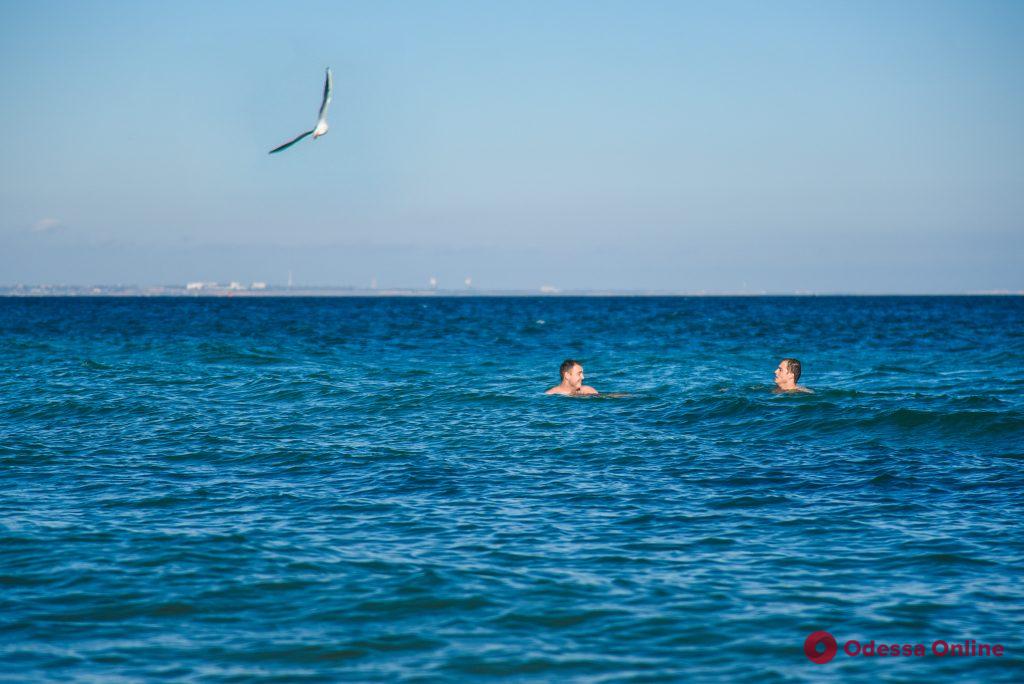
[269,67,333,154]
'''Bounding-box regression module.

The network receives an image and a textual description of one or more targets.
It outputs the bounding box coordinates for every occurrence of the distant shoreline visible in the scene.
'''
[1,287,1021,298]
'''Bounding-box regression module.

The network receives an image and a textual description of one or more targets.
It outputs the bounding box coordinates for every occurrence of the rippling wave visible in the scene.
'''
[2,296,1022,681]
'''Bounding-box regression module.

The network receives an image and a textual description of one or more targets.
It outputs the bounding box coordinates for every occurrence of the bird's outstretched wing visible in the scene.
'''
[269,129,314,154]
[318,68,333,120]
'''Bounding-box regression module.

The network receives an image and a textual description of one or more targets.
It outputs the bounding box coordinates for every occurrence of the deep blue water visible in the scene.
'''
[2,296,1023,682]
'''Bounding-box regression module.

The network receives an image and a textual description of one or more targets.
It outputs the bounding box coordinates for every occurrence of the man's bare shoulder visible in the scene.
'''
[545,385,599,396]
[775,386,814,394]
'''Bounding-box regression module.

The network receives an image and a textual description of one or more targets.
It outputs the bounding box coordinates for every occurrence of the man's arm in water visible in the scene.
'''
[579,385,599,395]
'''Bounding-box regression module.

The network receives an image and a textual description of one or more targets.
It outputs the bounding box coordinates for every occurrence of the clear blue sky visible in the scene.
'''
[1,0,1021,291]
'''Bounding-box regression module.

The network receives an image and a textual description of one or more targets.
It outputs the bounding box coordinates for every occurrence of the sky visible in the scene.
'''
[1,0,1022,292]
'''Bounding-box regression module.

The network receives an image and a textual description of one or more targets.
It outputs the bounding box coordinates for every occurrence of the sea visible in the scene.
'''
[2,296,1022,682]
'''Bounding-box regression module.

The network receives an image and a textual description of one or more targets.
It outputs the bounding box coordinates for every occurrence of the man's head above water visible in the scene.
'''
[546,359,598,396]
[774,358,810,393]
[560,359,584,390]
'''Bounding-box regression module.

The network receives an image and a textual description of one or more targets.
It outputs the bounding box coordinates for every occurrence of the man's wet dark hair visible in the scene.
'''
[560,359,582,380]
[783,358,802,382]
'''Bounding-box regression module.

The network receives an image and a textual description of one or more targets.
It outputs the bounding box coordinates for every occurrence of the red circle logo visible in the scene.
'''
[804,631,838,664]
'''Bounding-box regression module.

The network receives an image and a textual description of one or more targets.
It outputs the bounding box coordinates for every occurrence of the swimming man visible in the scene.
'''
[774,358,812,393]
[546,359,599,396]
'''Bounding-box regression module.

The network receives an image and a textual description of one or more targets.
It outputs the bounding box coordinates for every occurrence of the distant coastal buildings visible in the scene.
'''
[185,281,266,292]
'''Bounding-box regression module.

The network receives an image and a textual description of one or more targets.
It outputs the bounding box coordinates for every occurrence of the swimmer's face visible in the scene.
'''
[774,360,794,387]
[564,364,584,390]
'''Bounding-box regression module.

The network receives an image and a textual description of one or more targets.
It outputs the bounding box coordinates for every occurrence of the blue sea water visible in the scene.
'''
[1,296,1023,682]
